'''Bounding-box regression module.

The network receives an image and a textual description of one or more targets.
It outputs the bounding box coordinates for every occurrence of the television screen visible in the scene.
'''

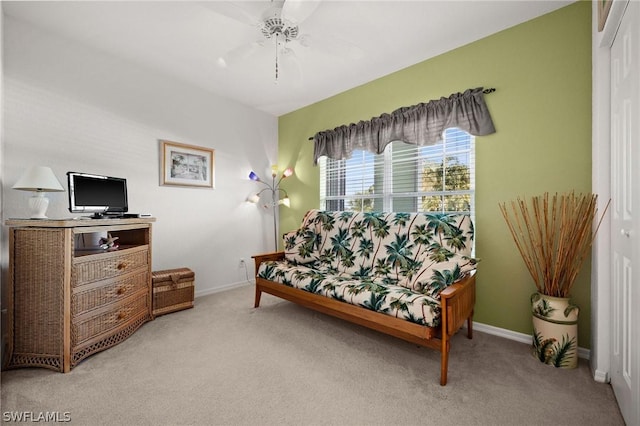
[67,172,128,214]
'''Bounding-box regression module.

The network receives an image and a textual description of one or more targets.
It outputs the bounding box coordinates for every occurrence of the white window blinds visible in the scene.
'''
[320,128,474,214]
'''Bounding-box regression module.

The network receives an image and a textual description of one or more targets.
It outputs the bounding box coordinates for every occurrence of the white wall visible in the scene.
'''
[2,16,279,296]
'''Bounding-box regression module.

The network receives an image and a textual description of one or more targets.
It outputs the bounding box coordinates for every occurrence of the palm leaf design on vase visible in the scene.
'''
[533,330,557,363]
[532,297,555,318]
[533,329,576,367]
[552,334,577,368]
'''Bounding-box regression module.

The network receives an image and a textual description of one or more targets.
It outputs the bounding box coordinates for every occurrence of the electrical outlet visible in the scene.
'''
[239,258,246,267]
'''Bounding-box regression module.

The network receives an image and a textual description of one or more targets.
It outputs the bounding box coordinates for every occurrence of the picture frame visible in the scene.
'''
[160,140,215,188]
[597,0,613,32]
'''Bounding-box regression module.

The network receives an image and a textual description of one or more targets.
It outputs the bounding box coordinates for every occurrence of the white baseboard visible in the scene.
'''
[194,280,253,299]
[593,369,609,383]
[472,321,591,360]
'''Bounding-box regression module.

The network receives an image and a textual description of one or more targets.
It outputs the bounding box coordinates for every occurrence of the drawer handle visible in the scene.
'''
[117,311,127,320]
[117,262,127,271]
[116,287,126,295]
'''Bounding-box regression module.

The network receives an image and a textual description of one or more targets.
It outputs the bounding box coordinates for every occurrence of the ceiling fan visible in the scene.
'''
[214,0,322,83]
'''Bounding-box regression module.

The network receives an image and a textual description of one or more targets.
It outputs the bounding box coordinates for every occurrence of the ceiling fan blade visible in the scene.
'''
[217,40,265,68]
[281,0,321,24]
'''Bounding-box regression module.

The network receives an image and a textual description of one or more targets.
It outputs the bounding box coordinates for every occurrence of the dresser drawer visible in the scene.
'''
[72,270,149,316]
[72,293,149,346]
[73,246,149,286]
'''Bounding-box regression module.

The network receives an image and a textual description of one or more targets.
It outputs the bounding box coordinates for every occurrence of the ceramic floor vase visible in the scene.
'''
[531,292,579,368]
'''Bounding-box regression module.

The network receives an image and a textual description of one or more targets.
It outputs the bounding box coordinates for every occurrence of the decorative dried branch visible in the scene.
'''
[499,192,609,298]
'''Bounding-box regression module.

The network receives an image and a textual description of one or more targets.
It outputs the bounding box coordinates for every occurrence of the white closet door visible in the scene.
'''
[610,1,640,424]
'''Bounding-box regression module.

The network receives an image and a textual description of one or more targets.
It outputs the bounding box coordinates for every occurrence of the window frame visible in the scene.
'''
[319,128,475,215]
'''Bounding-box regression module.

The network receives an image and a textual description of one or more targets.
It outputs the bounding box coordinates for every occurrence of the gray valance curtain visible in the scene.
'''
[312,87,496,164]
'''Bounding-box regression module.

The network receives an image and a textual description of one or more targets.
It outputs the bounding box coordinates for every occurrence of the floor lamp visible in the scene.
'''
[248,166,293,250]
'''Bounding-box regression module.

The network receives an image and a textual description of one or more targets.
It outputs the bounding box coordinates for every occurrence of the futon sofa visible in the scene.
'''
[253,209,477,385]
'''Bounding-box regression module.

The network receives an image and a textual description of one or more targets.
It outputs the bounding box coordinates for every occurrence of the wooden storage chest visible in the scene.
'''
[152,268,194,316]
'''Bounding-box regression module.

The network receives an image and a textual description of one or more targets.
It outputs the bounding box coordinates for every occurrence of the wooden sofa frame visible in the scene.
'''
[252,252,476,386]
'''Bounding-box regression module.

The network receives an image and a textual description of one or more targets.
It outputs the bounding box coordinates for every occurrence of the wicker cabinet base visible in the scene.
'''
[4,218,155,373]
[152,268,195,316]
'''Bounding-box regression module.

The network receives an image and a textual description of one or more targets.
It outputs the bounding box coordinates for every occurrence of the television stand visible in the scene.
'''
[4,217,156,372]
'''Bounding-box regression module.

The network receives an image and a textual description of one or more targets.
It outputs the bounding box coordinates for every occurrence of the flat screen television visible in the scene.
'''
[67,172,128,217]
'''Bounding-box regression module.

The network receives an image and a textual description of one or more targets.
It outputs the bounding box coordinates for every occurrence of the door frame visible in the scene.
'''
[591,0,629,383]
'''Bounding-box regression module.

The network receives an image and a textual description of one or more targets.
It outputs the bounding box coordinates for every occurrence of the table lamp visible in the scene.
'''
[12,166,65,219]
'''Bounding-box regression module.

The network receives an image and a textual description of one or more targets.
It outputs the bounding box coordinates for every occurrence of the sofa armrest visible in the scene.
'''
[439,270,476,338]
[440,270,476,298]
[251,252,285,276]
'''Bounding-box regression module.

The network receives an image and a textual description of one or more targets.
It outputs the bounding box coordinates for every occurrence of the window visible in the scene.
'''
[319,128,474,214]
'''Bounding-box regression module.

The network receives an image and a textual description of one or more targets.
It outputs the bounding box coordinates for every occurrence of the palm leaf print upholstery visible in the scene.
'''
[258,210,477,328]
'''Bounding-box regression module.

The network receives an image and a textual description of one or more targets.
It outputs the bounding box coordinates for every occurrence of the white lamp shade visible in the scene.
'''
[279,197,290,208]
[13,166,65,219]
[12,166,64,192]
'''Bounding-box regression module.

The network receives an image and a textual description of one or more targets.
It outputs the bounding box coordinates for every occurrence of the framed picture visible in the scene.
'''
[597,0,613,32]
[160,140,215,188]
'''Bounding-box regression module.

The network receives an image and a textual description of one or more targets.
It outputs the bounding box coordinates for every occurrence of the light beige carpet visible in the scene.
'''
[1,284,624,425]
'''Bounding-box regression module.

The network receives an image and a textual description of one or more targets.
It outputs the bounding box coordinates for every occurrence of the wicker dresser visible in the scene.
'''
[4,218,155,372]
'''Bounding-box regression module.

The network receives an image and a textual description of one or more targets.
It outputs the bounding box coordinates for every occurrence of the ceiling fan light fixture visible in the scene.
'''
[260,16,299,42]
[218,0,320,83]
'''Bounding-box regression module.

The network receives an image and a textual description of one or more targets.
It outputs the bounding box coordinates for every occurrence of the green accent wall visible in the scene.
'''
[278,2,592,347]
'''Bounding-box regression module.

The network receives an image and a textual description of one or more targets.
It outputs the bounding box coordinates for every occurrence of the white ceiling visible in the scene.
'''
[3,0,574,116]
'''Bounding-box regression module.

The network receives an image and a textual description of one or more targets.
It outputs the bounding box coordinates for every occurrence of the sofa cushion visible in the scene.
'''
[257,260,442,328]
[402,254,477,298]
[283,210,322,265]
[283,210,476,297]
